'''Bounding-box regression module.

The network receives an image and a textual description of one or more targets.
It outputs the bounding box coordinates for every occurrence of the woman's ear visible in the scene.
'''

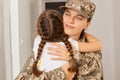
[85,22,91,29]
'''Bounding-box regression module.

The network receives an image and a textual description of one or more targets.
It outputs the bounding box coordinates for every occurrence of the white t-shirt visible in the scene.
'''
[33,35,79,72]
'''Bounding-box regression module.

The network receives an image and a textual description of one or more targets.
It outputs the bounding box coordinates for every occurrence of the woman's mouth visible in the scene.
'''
[65,24,74,29]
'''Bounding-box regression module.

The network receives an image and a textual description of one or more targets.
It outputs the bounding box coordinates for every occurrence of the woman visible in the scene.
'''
[47,0,104,80]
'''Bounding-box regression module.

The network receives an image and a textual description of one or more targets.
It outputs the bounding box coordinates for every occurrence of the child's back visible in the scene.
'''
[33,35,78,72]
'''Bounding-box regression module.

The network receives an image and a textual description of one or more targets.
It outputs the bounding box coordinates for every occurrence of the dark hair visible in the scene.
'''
[32,9,77,77]
[87,18,92,22]
[78,29,88,42]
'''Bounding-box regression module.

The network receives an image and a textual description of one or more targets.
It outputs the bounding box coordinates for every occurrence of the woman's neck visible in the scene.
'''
[70,35,79,41]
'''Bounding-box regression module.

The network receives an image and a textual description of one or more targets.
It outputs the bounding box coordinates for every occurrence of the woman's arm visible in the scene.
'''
[76,51,103,80]
[78,32,102,52]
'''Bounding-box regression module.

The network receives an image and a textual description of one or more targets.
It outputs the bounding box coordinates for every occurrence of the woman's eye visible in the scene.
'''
[76,17,82,20]
[64,12,70,16]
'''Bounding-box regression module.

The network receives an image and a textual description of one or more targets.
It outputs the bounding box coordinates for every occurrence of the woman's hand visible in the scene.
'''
[48,43,71,61]
[48,43,76,80]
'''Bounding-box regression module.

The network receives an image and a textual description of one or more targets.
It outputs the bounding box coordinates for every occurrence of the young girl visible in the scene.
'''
[32,9,102,76]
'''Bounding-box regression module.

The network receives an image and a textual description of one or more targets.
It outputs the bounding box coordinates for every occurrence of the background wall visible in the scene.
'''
[113,0,120,80]
[0,0,120,80]
[88,0,115,80]
[18,0,32,69]
[0,0,6,80]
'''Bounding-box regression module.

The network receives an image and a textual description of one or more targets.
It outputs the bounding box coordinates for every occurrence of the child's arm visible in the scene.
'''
[78,33,102,52]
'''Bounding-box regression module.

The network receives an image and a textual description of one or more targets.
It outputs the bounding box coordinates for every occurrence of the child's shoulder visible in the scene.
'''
[35,35,41,40]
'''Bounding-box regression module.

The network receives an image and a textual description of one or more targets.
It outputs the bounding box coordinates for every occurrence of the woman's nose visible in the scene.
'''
[68,17,74,24]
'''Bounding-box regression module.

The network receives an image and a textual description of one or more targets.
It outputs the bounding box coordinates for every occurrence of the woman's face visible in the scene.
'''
[63,8,90,40]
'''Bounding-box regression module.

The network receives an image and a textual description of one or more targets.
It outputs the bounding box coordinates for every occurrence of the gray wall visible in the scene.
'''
[113,0,120,80]
[88,0,115,80]
[18,0,32,69]
[0,0,6,80]
[30,0,40,36]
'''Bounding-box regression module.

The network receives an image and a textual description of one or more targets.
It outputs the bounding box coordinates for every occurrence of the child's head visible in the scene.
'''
[37,9,66,42]
[32,9,77,77]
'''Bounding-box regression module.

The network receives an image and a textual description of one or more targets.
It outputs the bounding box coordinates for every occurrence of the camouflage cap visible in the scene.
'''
[60,0,96,19]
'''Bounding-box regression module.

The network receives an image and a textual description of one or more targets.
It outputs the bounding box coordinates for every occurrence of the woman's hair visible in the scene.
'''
[32,9,77,77]
[79,29,89,42]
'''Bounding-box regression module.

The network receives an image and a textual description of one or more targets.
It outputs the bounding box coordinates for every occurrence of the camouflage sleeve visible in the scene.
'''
[74,50,104,80]
[45,67,66,80]
[15,53,35,80]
